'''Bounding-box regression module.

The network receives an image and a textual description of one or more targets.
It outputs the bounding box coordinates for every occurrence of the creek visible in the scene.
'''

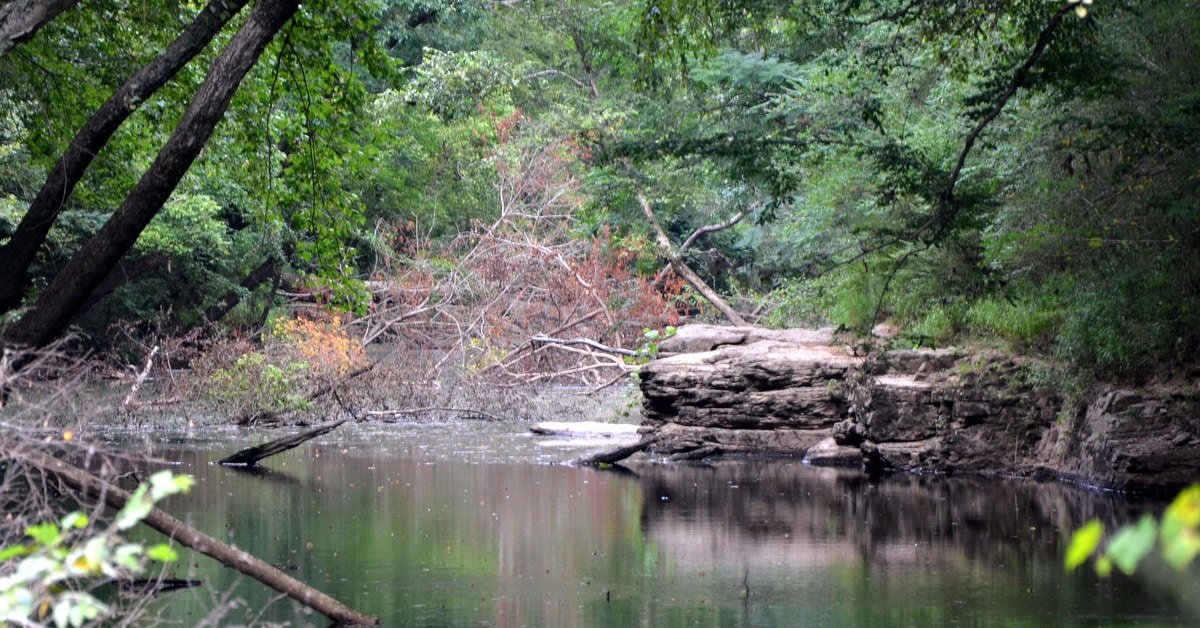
[102,421,1196,626]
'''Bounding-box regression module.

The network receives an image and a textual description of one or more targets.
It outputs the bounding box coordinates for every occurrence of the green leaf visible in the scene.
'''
[60,512,88,531]
[75,537,108,575]
[146,544,178,563]
[114,484,152,531]
[1161,485,1200,571]
[0,544,33,561]
[148,470,194,501]
[1105,515,1157,575]
[1065,519,1104,571]
[1095,554,1113,578]
[26,521,62,548]
[1161,515,1200,571]
[111,543,142,571]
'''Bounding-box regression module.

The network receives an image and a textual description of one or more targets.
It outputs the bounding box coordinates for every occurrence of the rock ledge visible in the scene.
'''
[638,325,1200,493]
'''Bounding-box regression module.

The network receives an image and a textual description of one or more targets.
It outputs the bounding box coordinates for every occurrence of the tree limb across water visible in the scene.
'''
[16,451,380,625]
[572,436,659,466]
[217,418,348,466]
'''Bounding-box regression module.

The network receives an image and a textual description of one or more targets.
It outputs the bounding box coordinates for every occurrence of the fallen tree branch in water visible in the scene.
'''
[17,451,380,625]
[365,406,505,421]
[218,418,348,466]
[120,345,158,414]
[528,335,638,357]
[573,435,659,466]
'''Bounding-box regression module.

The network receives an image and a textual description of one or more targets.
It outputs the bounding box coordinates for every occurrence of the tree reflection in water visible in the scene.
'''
[108,424,1195,626]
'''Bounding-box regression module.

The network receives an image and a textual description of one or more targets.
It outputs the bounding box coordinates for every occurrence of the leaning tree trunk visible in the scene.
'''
[0,0,80,55]
[631,188,749,326]
[0,0,251,314]
[2,0,297,350]
[0,0,251,313]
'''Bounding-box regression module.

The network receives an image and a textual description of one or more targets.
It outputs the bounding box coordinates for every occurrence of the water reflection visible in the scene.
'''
[637,461,1194,626]
[101,424,1196,626]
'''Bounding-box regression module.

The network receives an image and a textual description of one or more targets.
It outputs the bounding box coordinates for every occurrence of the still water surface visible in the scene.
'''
[103,421,1195,626]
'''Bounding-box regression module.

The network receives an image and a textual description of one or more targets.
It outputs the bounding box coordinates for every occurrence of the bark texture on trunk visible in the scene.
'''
[3,0,295,349]
[0,0,79,54]
[0,0,250,312]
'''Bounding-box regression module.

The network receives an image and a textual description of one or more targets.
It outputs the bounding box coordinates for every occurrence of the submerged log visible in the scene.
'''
[218,418,346,466]
[20,451,379,625]
[573,436,658,466]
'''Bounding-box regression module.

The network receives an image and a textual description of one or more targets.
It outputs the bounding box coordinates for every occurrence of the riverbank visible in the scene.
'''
[637,325,1200,493]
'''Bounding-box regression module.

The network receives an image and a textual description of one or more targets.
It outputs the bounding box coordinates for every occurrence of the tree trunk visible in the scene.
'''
[632,188,749,326]
[218,418,347,466]
[202,256,279,325]
[0,0,79,55]
[2,0,296,350]
[573,436,659,466]
[19,450,379,625]
[0,0,250,314]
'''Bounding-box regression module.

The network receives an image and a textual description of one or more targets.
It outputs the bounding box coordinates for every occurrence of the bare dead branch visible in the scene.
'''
[16,451,379,625]
[529,336,638,357]
[628,182,749,326]
[120,346,159,414]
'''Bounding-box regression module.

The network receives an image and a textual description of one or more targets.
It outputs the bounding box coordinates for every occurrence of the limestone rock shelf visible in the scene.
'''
[637,324,1200,493]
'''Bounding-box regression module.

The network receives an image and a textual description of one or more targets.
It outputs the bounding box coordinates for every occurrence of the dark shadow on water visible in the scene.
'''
[225,463,304,487]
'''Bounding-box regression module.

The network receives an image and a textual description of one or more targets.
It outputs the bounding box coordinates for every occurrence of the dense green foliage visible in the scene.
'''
[613,0,1200,377]
[0,0,1196,379]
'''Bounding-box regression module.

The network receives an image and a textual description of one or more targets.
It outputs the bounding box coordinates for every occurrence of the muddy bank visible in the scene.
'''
[637,325,1200,493]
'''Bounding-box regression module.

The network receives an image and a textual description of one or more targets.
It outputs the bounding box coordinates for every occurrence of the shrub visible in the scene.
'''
[964,296,1060,347]
[194,313,368,423]
[1055,258,1197,378]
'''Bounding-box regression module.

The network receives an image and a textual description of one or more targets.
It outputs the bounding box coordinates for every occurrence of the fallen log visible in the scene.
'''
[20,451,379,625]
[218,418,346,466]
[529,421,641,438]
[669,445,721,461]
[572,435,658,466]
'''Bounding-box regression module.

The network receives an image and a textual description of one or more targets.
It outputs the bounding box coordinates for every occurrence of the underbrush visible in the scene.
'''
[764,249,1200,386]
[185,313,369,425]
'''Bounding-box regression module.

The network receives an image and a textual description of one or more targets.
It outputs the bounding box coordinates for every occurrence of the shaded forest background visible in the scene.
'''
[1,0,1197,394]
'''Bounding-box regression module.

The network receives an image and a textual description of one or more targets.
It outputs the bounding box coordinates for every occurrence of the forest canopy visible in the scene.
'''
[0,0,1196,380]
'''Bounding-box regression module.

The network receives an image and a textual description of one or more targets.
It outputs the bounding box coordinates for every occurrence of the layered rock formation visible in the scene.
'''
[638,324,1200,493]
